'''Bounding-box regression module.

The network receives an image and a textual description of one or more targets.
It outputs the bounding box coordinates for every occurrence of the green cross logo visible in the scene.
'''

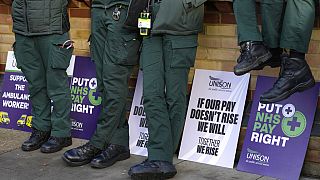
[281,111,306,138]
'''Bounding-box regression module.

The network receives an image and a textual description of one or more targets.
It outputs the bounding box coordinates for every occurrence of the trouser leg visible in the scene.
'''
[260,0,285,48]
[14,34,51,132]
[89,7,138,149]
[280,0,316,53]
[163,35,198,152]
[142,36,173,162]
[38,33,73,137]
[233,0,262,44]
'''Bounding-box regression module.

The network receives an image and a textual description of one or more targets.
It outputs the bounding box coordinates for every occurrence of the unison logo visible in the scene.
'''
[246,148,270,163]
[209,76,232,89]
[71,118,84,131]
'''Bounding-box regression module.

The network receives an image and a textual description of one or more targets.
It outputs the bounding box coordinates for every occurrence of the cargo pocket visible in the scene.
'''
[108,33,141,66]
[50,37,73,70]
[170,35,198,68]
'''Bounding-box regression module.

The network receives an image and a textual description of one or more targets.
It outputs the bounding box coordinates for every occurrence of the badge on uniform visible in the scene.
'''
[138,12,151,36]
[112,6,121,21]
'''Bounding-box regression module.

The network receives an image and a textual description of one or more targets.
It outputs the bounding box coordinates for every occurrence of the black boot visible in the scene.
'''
[62,142,102,166]
[90,144,130,169]
[253,48,282,70]
[260,56,315,103]
[40,136,72,153]
[234,41,272,76]
[21,128,50,151]
[128,160,177,179]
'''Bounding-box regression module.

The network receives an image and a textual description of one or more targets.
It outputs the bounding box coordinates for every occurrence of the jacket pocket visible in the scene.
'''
[108,33,141,66]
[50,35,73,70]
[170,35,198,68]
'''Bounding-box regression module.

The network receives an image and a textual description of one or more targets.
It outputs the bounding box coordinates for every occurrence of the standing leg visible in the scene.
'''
[39,33,73,153]
[14,34,51,152]
[163,34,198,153]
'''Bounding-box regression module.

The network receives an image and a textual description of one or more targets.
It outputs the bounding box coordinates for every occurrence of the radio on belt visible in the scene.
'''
[138,12,151,36]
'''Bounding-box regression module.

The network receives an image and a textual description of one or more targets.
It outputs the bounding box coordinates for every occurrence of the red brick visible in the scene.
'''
[0,4,9,14]
[204,12,220,24]
[70,8,90,18]
[68,0,81,8]
[0,63,5,72]
[214,2,233,13]
[0,0,12,6]
[221,13,236,24]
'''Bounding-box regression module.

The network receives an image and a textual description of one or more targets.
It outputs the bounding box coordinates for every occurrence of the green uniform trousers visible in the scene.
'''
[89,6,140,150]
[141,34,198,162]
[13,33,73,137]
[233,0,316,53]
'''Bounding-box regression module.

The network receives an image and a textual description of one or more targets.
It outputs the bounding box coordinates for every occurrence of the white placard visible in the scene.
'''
[5,51,75,76]
[129,71,148,156]
[178,69,250,168]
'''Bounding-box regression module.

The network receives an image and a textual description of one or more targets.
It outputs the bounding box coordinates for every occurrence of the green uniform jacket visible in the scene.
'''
[92,0,130,8]
[12,0,70,36]
[152,0,206,35]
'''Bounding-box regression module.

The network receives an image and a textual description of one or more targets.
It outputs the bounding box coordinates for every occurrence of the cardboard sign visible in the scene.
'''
[128,71,148,156]
[237,76,318,180]
[0,51,102,140]
[179,69,250,168]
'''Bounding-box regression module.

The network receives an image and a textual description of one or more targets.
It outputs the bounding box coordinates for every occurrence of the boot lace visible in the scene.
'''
[238,42,252,63]
[273,60,293,88]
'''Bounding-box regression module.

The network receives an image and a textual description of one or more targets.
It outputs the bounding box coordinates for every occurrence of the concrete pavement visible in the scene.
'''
[0,129,318,180]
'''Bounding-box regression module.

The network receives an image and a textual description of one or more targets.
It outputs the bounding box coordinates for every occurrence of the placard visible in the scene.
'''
[237,76,318,180]
[178,69,250,168]
[128,71,148,156]
[0,51,101,140]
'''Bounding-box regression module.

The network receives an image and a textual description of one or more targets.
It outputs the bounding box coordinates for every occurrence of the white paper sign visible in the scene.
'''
[178,69,250,168]
[129,71,148,156]
[5,51,75,76]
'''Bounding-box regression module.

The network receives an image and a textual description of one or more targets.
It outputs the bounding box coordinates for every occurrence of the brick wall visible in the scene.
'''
[0,0,319,177]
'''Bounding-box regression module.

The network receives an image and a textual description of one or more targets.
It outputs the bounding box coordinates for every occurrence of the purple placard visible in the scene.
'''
[0,56,101,140]
[0,72,32,132]
[69,56,101,139]
[237,76,318,180]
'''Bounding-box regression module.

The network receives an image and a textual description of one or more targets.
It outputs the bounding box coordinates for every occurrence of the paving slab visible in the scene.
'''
[0,129,318,180]
[0,129,29,155]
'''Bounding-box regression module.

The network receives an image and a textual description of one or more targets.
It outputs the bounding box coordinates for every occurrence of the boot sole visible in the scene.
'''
[253,62,280,70]
[164,172,177,179]
[21,139,49,152]
[90,152,130,169]
[21,144,42,152]
[40,141,72,154]
[260,78,315,104]
[131,173,165,180]
[61,156,92,167]
[234,51,272,76]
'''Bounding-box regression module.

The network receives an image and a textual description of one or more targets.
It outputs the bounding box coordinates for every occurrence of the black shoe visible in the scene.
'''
[62,142,102,167]
[90,144,130,169]
[234,41,272,76]
[260,56,315,103]
[40,136,72,153]
[21,128,50,151]
[128,160,177,179]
